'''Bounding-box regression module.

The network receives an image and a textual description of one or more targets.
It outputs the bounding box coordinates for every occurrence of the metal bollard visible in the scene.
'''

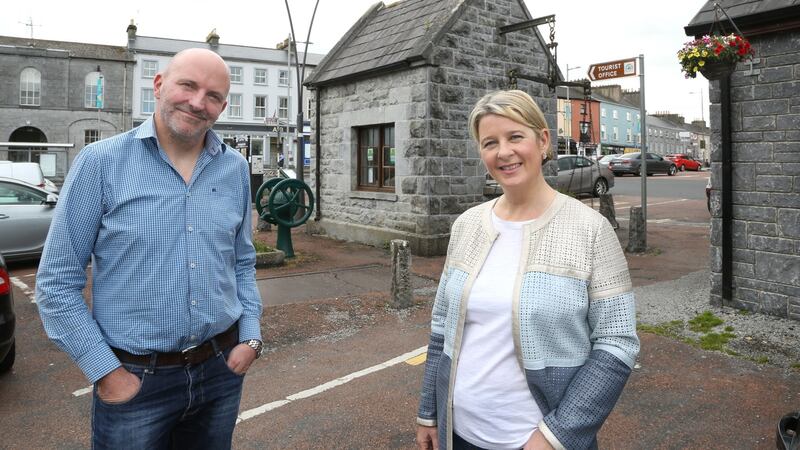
[599,193,619,230]
[390,239,412,309]
[626,206,646,253]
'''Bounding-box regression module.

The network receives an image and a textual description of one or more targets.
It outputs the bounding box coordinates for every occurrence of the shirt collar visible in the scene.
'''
[134,115,227,156]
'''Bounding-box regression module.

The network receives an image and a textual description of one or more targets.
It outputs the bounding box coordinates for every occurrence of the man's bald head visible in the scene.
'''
[162,48,231,96]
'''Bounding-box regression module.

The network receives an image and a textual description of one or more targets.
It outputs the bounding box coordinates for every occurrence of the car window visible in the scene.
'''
[557,157,575,171]
[575,157,593,168]
[620,154,639,160]
[0,181,46,204]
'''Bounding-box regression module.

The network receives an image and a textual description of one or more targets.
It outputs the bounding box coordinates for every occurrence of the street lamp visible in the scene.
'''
[564,64,582,144]
[688,88,704,123]
[579,120,591,157]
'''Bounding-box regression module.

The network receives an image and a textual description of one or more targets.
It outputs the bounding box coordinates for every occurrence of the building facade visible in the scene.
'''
[126,24,324,175]
[306,0,558,255]
[0,35,134,182]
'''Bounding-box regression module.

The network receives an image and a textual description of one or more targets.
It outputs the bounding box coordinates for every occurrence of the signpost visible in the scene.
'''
[588,55,648,248]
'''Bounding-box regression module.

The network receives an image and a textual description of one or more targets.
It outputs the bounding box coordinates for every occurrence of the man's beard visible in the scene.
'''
[160,104,212,143]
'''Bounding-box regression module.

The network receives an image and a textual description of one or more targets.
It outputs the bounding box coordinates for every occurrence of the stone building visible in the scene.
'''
[305,0,558,255]
[686,1,800,320]
[0,36,133,182]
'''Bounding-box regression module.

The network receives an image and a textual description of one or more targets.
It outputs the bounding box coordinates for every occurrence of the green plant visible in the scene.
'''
[253,240,275,253]
[698,331,736,351]
[637,320,685,338]
[677,34,754,79]
[688,311,724,333]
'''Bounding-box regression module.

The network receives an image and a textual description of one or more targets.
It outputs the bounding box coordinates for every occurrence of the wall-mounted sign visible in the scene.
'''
[588,58,637,81]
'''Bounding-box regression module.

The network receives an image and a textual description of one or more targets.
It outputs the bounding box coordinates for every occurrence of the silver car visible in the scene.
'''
[556,155,615,197]
[0,177,57,261]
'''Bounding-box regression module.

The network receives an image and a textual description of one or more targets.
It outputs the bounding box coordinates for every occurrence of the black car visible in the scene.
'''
[608,152,677,176]
[0,253,15,373]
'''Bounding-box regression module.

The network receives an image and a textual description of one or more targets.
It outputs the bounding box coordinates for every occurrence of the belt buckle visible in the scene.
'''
[181,344,200,364]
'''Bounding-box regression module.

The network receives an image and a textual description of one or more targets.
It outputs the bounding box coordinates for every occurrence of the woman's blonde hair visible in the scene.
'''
[468,90,552,159]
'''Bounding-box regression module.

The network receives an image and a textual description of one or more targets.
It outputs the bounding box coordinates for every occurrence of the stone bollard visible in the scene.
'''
[390,239,412,309]
[599,193,618,230]
[626,206,646,253]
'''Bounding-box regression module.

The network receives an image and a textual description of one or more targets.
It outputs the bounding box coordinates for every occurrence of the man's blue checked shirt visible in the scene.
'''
[36,117,262,383]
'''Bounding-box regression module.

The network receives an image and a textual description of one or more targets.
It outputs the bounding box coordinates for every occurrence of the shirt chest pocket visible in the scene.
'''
[199,190,242,242]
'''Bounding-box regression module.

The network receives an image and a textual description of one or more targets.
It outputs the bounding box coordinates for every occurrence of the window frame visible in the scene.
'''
[228,93,242,118]
[356,123,395,191]
[230,66,243,84]
[141,60,158,78]
[254,68,267,85]
[254,95,267,119]
[19,67,41,106]
[85,129,101,145]
[278,96,289,119]
[279,70,290,86]
[141,88,155,114]
[84,71,104,109]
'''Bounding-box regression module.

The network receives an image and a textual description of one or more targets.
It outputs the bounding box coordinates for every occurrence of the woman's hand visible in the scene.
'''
[523,430,554,450]
[415,425,438,450]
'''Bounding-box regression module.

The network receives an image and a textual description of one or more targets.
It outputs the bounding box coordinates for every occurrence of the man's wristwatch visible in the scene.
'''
[243,339,264,359]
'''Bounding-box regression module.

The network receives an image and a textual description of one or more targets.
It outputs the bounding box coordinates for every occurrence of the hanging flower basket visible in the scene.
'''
[678,34,754,81]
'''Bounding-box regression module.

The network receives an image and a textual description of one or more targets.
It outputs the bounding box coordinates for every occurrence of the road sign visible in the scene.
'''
[587,58,637,81]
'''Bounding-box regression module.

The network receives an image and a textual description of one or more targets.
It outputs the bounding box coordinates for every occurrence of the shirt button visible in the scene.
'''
[190,262,196,269]
[188,226,194,232]
[190,335,196,341]
[186,193,191,197]
[191,300,197,306]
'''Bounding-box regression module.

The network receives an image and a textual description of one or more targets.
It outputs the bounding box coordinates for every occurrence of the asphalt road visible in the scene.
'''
[609,168,708,200]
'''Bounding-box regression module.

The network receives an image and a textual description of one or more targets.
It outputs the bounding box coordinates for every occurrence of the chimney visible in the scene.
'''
[206,28,220,48]
[126,20,137,45]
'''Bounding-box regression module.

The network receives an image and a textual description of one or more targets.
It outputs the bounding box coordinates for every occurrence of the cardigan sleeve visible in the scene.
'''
[540,218,640,450]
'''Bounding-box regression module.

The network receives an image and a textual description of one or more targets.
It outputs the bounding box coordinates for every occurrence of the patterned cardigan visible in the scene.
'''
[417,193,640,450]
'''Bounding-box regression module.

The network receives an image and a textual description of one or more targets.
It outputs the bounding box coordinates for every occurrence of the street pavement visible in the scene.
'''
[2,173,799,449]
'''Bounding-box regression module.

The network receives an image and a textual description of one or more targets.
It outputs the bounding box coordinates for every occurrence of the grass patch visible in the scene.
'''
[753,356,770,364]
[637,320,685,338]
[697,331,736,351]
[688,311,724,333]
[253,240,275,253]
[790,363,800,371]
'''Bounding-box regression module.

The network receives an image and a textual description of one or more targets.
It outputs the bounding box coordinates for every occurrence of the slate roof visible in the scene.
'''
[685,0,800,36]
[306,0,467,86]
[130,36,325,66]
[0,35,132,61]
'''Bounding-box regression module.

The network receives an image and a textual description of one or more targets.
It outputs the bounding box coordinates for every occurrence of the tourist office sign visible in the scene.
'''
[587,58,637,81]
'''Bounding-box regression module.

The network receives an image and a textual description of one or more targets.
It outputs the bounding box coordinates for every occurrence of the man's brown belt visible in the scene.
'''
[111,323,239,367]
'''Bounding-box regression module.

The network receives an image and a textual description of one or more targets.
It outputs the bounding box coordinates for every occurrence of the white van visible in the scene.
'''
[0,161,58,193]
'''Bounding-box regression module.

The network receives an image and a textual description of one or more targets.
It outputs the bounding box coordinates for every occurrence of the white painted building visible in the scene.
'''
[125,24,324,171]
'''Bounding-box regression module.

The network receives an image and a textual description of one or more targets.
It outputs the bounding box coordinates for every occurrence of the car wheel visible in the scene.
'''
[668,165,677,176]
[0,341,14,374]
[593,178,608,197]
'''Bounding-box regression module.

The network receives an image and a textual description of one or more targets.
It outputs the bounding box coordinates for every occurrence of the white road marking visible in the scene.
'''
[73,386,93,397]
[615,198,690,209]
[236,345,428,423]
[10,277,36,303]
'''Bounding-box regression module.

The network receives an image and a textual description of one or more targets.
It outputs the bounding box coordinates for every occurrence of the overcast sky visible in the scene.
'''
[2,0,710,123]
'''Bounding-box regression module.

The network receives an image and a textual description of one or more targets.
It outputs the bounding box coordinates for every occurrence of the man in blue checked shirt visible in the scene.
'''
[36,48,263,449]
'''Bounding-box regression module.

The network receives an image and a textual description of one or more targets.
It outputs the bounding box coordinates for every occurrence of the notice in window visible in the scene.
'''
[389,148,395,164]
[368,168,374,184]
[367,148,374,162]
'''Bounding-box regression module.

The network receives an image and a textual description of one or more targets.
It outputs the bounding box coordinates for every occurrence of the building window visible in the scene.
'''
[357,124,395,190]
[85,129,101,145]
[612,110,618,119]
[230,66,243,84]
[580,104,586,115]
[84,72,104,109]
[279,70,290,86]
[254,95,267,118]
[306,95,313,119]
[627,129,632,142]
[142,60,158,78]
[228,93,242,118]
[600,125,606,140]
[141,88,155,114]
[254,68,267,85]
[278,96,289,119]
[636,134,641,144]
[20,67,41,106]
[601,108,606,118]
[626,111,631,121]
[613,127,619,140]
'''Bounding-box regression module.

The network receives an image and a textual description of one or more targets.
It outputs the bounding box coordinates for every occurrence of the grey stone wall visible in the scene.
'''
[309,0,556,255]
[708,29,800,321]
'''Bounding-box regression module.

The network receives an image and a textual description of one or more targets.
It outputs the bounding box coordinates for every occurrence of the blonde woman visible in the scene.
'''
[416,90,639,450]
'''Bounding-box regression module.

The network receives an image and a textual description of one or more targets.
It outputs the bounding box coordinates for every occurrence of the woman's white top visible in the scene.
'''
[452,211,543,449]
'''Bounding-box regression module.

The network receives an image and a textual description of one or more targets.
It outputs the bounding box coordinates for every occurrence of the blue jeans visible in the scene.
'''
[92,348,245,450]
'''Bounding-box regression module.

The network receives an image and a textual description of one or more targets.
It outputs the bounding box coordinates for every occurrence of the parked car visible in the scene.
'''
[0,161,58,194]
[608,152,677,176]
[665,153,702,171]
[556,155,615,197]
[0,253,15,374]
[0,177,58,261]
[597,154,618,169]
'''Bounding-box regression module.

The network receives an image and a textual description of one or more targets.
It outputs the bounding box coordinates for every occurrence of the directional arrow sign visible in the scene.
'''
[588,58,637,81]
